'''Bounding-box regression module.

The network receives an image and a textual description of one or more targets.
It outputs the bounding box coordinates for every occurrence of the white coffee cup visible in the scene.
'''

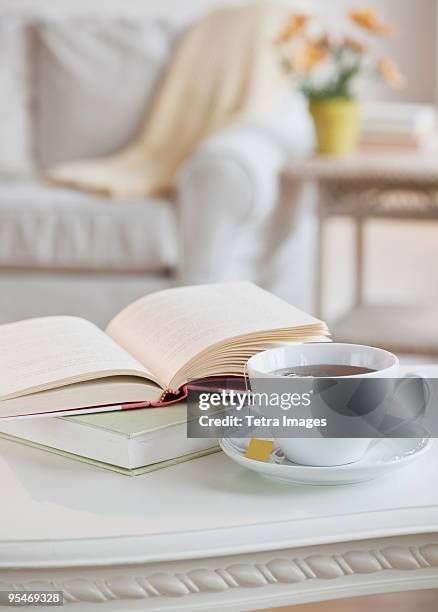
[246,343,399,467]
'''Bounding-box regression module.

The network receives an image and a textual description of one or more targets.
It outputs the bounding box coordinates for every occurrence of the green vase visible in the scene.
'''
[309,98,361,156]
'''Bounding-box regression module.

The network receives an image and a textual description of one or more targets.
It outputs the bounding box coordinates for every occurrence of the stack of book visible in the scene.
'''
[0,282,328,475]
[360,102,437,151]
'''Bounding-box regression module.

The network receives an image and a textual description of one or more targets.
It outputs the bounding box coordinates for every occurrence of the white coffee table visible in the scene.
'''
[1,366,438,612]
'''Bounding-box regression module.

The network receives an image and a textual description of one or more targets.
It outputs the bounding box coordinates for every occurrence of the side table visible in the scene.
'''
[286,151,438,354]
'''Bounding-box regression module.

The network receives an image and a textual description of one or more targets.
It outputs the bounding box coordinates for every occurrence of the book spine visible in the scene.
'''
[121,386,188,410]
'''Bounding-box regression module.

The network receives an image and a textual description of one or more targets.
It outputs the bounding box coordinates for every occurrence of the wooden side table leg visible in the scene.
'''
[315,187,325,319]
[355,217,365,308]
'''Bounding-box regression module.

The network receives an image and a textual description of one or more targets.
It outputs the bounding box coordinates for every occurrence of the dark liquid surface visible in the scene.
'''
[271,364,377,377]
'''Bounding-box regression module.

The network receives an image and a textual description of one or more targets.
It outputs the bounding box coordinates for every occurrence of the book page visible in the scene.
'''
[0,316,159,401]
[106,282,325,389]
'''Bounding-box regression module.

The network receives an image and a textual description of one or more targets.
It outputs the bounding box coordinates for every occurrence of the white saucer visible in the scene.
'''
[219,437,433,486]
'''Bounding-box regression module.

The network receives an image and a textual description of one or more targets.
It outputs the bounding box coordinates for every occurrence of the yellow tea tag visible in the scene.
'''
[245,438,274,462]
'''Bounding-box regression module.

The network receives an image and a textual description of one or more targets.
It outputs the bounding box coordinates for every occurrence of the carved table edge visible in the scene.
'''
[1,535,438,605]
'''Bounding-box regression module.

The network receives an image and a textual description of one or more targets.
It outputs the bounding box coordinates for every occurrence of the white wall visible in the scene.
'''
[0,0,437,102]
[0,0,233,18]
[1,0,435,102]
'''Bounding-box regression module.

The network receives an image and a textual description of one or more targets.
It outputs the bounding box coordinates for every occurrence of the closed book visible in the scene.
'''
[0,403,217,474]
[362,102,437,136]
[360,130,438,152]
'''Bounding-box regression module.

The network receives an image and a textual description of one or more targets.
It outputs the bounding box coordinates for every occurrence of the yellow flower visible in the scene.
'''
[349,8,396,36]
[291,38,328,73]
[378,57,405,88]
[343,35,367,54]
[274,13,311,45]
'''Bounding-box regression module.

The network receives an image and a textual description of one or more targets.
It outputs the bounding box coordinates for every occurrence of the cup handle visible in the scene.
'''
[391,372,432,435]
[397,372,432,410]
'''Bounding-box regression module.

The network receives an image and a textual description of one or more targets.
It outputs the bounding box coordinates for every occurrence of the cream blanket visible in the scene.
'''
[45,3,287,199]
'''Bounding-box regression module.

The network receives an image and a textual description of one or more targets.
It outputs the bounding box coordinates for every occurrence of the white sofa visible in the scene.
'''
[0,10,315,327]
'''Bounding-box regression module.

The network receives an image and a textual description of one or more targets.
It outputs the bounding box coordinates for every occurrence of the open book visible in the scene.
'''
[0,282,329,418]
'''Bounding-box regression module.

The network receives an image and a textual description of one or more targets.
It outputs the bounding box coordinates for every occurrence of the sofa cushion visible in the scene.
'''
[0,272,173,328]
[33,16,177,168]
[0,181,177,272]
[0,19,33,176]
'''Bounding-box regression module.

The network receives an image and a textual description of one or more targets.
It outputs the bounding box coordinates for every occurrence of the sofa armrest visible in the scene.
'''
[177,96,315,285]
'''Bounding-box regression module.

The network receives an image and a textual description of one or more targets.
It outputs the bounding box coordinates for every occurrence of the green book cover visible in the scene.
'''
[64,404,190,437]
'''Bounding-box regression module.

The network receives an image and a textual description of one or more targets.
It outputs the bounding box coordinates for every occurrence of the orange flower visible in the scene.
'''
[291,38,328,73]
[349,8,396,36]
[343,35,367,54]
[378,57,405,88]
[315,34,332,51]
[273,13,311,45]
